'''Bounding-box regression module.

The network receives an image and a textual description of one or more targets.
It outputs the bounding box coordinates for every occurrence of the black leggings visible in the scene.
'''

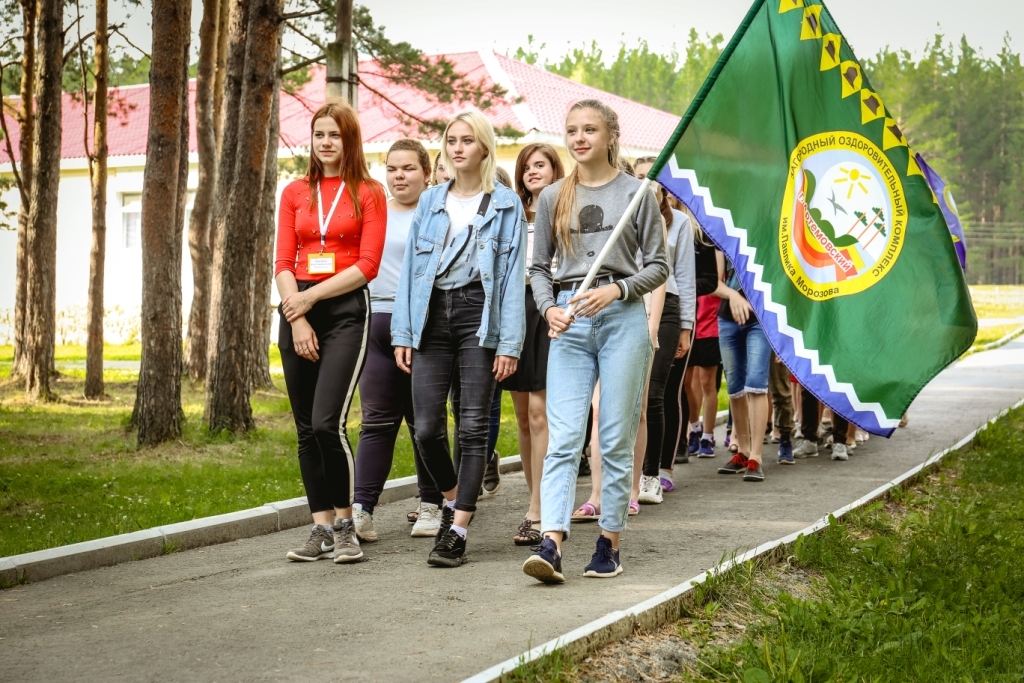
[353,312,442,514]
[643,294,681,477]
[800,388,848,444]
[279,284,369,514]
[411,283,496,513]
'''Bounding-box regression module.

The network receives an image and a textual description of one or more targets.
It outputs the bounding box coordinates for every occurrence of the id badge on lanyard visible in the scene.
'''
[308,180,346,275]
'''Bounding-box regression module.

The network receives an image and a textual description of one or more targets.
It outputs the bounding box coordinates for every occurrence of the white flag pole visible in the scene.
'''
[556,176,654,333]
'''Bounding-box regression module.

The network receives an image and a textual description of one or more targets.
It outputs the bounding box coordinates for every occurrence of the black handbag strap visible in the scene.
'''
[437,193,491,279]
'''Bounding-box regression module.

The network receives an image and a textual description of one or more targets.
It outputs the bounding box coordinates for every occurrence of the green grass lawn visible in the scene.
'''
[519,406,1024,682]
[0,366,524,558]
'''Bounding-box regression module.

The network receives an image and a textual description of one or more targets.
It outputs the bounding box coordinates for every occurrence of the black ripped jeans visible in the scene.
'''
[411,282,497,513]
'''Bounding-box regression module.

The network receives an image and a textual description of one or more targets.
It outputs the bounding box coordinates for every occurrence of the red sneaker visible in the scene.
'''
[718,452,749,474]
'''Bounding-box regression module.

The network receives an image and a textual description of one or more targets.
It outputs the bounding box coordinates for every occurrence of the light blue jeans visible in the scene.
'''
[540,289,653,537]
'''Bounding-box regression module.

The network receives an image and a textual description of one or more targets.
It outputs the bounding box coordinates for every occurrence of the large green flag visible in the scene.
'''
[650,0,976,436]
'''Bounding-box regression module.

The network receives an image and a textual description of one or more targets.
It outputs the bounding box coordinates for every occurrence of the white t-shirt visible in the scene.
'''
[369,206,414,314]
[435,191,484,290]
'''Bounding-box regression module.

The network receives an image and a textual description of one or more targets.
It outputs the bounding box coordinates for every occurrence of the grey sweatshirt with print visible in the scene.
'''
[529,173,669,318]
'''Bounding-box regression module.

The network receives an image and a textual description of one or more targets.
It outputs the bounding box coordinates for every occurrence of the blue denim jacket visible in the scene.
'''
[391,181,527,357]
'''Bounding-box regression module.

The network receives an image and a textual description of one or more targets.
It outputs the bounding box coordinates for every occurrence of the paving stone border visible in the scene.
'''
[462,398,1024,683]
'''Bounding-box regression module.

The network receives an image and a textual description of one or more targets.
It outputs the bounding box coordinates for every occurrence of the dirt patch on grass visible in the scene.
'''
[566,563,823,682]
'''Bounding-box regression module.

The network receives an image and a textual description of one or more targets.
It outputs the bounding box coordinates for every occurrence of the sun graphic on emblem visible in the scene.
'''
[834,166,872,199]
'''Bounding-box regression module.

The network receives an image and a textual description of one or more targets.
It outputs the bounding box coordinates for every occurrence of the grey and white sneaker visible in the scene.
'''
[637,475,663,504]
[332,518,364,563]
[411,502,442,537]
[286,525,334,562]
[792,438,819,459]
[831,443,849,461]
[352,503,378,542]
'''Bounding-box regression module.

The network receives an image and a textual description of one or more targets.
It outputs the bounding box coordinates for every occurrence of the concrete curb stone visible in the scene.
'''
[1,455,526,586]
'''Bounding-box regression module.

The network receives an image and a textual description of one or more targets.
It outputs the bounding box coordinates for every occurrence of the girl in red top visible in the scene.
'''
[275,99,387,564]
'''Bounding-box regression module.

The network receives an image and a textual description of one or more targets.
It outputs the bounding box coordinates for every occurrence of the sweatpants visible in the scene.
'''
[279,284,369,513]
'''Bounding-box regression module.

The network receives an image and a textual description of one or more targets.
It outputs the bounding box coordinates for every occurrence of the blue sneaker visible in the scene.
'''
[522,537,564,584]
[778,438,795,465]
[697,437,716,458]
[687,431,700,454]
[584,535,623,578]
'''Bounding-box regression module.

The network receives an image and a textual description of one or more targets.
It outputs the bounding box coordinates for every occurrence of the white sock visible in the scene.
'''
[659,469,673,482]
[690,421,702,432]
[702,432,714,441]
[445,499,456,511]
[450,524,468,539]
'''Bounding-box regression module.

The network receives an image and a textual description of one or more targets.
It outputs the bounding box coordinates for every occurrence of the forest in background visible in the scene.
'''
[519,31,1024,283]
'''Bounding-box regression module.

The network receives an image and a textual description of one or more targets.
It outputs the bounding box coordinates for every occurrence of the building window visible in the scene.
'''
[121,193,142,249]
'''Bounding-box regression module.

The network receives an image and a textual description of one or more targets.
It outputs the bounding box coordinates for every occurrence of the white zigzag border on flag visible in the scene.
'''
[667,157,900,430]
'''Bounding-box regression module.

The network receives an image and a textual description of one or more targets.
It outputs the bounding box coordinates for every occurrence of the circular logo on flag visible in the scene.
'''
[778,131,906,300]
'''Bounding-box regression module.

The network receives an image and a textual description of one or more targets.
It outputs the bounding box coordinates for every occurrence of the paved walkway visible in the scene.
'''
[3,339,1024,683]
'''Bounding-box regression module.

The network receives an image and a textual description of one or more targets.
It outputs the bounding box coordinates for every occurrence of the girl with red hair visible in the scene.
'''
[275,99,387,564]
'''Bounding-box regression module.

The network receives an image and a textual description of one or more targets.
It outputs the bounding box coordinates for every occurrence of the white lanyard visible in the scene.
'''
[316,180,346,253]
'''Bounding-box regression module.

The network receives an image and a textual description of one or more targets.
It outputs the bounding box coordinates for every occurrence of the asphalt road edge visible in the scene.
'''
[462,397,1024,683]
[0,456,525,586]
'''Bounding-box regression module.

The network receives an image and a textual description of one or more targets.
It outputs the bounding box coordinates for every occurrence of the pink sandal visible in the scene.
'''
[571,502,600,522]
[628,500,640,516]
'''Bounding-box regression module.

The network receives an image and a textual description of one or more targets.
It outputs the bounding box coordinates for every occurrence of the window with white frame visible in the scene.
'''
[121,193,142,248]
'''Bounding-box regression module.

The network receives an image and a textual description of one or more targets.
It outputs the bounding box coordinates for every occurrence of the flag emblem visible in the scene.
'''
[779,131,905,299]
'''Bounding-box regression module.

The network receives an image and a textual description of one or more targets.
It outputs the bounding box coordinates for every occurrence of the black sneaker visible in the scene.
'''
[482,450,501,495]
[522,537,564,584]
[578,453,592,476]
[717,452,749,474]
[743,459,765,482]
[675,449,690,465]
[436,504,455,540]
[427,529,467,567]
[584,535,622,578]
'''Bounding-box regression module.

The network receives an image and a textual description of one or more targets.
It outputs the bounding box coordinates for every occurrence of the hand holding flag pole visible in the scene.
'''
[551,177,655,339]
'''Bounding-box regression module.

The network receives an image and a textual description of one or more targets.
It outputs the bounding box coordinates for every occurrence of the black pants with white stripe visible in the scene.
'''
[280,283,369,513]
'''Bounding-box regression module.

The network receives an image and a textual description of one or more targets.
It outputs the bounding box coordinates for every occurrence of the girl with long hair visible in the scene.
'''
[392,111,526,567]
[502,143,565,545]
[523,100,668,583]
[275,99,387,563]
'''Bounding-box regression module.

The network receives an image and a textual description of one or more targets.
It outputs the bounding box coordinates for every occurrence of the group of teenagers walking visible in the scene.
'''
[274,96,875,584]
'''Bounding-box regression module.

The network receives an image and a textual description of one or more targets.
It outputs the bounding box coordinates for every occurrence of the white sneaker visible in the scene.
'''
[637,475,663,505]
[411,502,442,537]
[831,443,849,461]
[792,438,819,458]
[352,503,378,542]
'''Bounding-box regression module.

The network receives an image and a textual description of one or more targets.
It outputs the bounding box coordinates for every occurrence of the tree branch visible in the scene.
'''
[65,23,125,65]
[285,20,326,52]
[111,26,150,60]
[358,76,438,130]
[0,78,26,203]
[281,9,325,20]
[280,53,323,76]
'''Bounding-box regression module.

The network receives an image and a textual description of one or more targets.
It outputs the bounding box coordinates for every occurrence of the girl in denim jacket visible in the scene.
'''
[391,110,526,568]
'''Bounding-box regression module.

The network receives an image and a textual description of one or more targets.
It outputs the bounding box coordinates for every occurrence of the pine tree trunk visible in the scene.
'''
[84,0,109,399]
[205,0,250,382]
[11,0,36,381]
[183,0,222,383]
[23,0,62,401]
[134,0,191,446]
[204,0,282,433]
[249,44,281,392]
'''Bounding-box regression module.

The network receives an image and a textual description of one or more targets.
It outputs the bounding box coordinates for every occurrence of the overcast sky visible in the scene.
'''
[107,0,1020,64]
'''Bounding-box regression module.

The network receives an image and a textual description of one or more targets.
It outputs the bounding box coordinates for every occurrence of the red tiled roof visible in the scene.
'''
[1,51,680,164]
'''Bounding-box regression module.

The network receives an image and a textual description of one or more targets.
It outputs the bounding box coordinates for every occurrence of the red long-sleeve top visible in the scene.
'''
[275,176,387,282]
